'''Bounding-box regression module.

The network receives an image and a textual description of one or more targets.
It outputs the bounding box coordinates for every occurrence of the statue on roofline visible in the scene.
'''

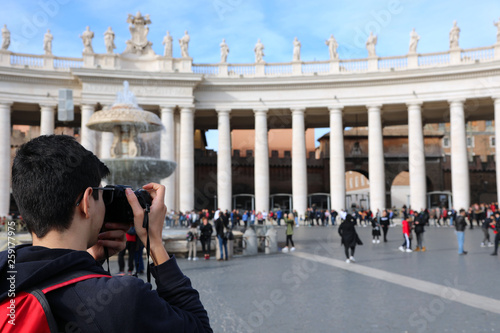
[409,28,420,54]
[123,11,155,56]
[1,25,10,50]
[449,20,460,49]
[80,26,94,54]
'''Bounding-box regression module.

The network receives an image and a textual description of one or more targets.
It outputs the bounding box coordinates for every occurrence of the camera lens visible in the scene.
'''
[103,185,152,224]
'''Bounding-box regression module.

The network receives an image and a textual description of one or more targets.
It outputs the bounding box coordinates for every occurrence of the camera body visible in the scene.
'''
[103,185,152,223]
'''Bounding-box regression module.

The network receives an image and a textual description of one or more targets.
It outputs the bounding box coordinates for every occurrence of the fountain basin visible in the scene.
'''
[87,103,163,133]
[103,157,176,189]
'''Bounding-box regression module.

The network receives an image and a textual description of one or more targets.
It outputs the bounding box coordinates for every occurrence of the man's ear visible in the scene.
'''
[76,187,93,219]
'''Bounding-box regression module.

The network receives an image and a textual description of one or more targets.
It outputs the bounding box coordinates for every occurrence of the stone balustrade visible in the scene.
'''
[1,43,499,76]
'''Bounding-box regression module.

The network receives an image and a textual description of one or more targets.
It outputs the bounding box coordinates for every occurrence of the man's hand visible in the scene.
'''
[87,222,129,261]
[126,183,169,266]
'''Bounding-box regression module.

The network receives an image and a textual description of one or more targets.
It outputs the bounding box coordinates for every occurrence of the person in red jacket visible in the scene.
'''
[118,226,137,275]
[399,218,413,252]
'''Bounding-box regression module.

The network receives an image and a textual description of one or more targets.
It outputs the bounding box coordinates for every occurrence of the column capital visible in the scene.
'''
[160,105,176,112]
[328,104,344,112]
[367,104,382,111]
[289,107,306,113]
[216,108,232,115]
[39,103,57,109]
[80,103,95,110]
[0,102,12,111]
[448,99,465,106]
[179,106,195,114]
[290,108,306,117]
[253,108,268,115]
[492,96,500,103]
[406,101,423,108]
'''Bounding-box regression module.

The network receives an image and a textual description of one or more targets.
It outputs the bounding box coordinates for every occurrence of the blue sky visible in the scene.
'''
[2,0,500,149]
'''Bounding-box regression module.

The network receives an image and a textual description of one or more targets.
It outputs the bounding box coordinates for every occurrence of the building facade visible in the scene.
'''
[1,17,500,217]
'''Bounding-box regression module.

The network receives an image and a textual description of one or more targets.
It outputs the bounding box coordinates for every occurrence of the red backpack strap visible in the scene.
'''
[26,270,110,333]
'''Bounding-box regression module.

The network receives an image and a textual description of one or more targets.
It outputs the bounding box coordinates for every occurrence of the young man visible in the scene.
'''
[455,208,468,255]
[0,135,212,332]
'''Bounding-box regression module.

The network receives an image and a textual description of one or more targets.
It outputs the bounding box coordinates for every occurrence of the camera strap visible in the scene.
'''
[143,203,152,283]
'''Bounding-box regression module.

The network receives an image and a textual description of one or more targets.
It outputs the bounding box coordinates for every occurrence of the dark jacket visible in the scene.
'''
[380,216,390,227]
[414,215,425,234]
[455,215,467,232]
[200,223,213,240]
[338,217,363,247]
[215,214,229,237]
[0,244,212,332]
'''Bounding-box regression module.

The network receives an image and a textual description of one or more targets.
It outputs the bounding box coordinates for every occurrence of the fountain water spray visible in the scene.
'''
[87,81,176,188]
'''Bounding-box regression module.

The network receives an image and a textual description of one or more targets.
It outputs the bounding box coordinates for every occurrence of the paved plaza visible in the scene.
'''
[103,224,500,332]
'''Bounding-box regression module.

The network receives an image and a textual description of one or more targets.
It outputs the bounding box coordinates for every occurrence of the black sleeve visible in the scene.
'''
[51,256,212,332]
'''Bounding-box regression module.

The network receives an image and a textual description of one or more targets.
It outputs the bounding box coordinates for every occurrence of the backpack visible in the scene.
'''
[0,270,109,333]
[186,231,194,242]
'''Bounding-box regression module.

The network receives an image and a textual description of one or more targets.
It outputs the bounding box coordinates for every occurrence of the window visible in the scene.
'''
[443,137,450,148]
[486,120,493,129]
[361,177,365,186]
[355,177,359,187]
[490,136,496,147]
[349,178,353,189]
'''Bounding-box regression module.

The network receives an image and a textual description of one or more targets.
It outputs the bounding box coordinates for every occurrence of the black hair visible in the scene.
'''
[12,135,109,238]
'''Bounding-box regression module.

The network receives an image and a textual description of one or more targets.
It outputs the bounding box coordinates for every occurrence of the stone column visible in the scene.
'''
[495,98,500,201]
[254,108,269,213]
[160,106,176,211]
[449,99,470,210]
[368,105,386,212]
[329,105,345,212]
[100,105,112,159]
[40,104,56,135]
[174,112,181,212]
[407,102,427,210]
[80,104,96,153]
[291,108,307,217]
[179,107,195,212]
[217,109,232,211]
[0,103,11,216]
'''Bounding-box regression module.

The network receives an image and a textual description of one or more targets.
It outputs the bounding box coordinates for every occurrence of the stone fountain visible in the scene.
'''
[86,81,176,188]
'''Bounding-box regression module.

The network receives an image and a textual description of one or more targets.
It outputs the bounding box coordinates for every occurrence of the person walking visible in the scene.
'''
[380,210,390,242]
[414,211,426,252]
[371,213,381,244]
[338,214,363,263]
[399,217,412,252]
[134,237,145,275]
[215,212,229,261]
[481,213,493,248]
[282,213,296,253]
[455,209,468,255]
[118,226,136,275]
[187,220,199,260]
[490,211,500,255]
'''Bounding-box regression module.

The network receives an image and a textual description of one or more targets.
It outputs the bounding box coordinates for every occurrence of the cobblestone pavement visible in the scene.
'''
[105,224,500,332]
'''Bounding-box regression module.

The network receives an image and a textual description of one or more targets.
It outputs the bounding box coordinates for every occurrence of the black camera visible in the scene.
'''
[103,185,152,223]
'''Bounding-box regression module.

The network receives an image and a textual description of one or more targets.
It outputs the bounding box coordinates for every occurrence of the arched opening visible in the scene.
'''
[271,194,292,213]
[345,170,370,212]
[308,193,330,211]
[391,171,410,209]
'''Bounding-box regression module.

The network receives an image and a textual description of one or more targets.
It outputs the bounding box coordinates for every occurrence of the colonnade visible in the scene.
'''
[153,100,481,215]
[0,99,497,216]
